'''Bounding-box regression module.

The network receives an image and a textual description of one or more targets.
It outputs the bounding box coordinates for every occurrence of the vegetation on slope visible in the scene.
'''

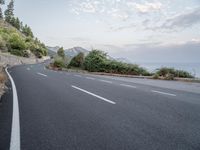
[51,49,151,76]
[0,0,47,58]
[153,67,194,80]
[50,48,194,79]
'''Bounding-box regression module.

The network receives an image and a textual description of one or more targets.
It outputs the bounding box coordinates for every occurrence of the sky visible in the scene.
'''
[5,0,200,62]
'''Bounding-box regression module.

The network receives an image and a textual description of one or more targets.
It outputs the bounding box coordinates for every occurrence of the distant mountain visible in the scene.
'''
[64,47,89,58]
[46,46,60,57]
[115,57,132,64]
[47,46,60,52]
[47,46,131,64]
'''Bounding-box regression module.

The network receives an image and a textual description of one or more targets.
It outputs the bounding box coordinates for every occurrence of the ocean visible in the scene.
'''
[139,62,200,78]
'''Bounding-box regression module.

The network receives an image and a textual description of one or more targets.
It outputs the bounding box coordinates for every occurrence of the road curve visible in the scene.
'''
[1,62,200,150]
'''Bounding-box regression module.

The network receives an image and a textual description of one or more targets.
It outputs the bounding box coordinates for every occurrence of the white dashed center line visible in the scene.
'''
[120,84,136,88]
[99,80,112,84]
[72,85,116,104]
[151,90,176,97]
[37,72,47,77]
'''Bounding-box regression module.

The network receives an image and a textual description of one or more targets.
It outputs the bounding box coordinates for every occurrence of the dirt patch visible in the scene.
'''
[0,67,7,99]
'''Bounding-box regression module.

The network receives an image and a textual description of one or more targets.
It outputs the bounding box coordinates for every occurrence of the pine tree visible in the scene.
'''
[4,0,14,23]
[15,17,20,30]
[22,24,34,38]
[0,0,5,19]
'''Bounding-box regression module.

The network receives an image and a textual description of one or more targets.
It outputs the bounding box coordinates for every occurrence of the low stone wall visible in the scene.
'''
[0,52,50,67]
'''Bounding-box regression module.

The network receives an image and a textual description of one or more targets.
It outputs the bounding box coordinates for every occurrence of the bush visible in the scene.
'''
[164,73,174,80]
[53,57,65,68]
[83,50,150,76]
[84,50,107,72]
[153,73,159,79]
[155,67,194,79]
[8,33,26,50]
[68,52,84,68]
[10,49,29,57]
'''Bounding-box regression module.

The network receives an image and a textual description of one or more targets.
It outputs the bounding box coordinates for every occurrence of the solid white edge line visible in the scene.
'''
[71,85,116,104]
[120,84,136,88]
[5,67,21,150]
[99,79,112,84]
[37,72,47,77]
[151,90,176,97]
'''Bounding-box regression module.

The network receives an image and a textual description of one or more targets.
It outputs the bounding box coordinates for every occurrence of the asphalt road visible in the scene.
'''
[1,62,200,150]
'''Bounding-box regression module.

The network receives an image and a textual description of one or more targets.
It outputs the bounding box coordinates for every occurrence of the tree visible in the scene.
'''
[22,24,34,37]
[0,0,5,19]
[14,17,20,30]
[57,47,65,58]
[4,0,14,23]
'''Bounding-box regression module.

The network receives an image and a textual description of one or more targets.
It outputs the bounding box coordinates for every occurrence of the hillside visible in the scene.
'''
[0,20,47,58]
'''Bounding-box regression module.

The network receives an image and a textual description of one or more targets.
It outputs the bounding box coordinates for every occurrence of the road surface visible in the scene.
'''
[1,62,200,150]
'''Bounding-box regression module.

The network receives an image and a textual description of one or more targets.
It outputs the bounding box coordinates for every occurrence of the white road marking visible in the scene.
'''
[71,85,116,104]
[37,72,47,77]
[27,68,30,70]
[74,75,82,77]
[120,84,136,88]
[5,68,21,150]
[86,77,95,80]
[151,90,176,97]
[99,79,112,84]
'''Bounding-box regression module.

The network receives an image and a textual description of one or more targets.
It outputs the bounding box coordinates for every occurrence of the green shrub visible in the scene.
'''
[153,73,160,79]
[155,67,194,79]
[164,73,174,80]
[9,33,26,50]
[10,49,29,57]
[84,50,107,72]
[53,57,65,68]
[68,52,84,68]
[83,50,150,76]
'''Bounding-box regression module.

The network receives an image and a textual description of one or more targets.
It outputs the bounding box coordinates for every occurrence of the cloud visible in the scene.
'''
[127,2,162,13]
[145,7,200,31]
[161,7,200,29]
[110,23,137,31]
[108,8,129,21]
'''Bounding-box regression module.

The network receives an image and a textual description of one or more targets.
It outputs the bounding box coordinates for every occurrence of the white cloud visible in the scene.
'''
[108,8,129,21]
[127,2,162,13]
[145,7,200,31]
